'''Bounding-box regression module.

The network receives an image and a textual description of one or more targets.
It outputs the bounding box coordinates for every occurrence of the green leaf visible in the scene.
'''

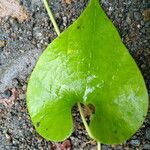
[26,0,148,144]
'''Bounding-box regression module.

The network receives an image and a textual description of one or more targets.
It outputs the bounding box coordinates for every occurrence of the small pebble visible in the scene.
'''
[143,9,150,21]
[0,40,6,48]
[137,24,140,28]
[19,94,26,100]
[130,139,140,147]
[3,89,12,98]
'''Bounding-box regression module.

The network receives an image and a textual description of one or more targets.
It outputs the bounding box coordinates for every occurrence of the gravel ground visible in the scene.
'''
[0,0,150,149]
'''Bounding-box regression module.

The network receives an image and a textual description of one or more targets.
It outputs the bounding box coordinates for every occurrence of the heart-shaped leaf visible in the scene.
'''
[27,0,148,144]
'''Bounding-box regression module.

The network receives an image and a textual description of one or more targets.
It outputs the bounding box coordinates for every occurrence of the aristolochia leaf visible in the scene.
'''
[26,0,148,144]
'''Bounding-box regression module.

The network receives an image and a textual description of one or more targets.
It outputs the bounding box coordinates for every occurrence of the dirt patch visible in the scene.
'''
[0,0,29,22]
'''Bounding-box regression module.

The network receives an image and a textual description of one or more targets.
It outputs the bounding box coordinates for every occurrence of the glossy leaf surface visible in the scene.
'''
[27,0,148,144]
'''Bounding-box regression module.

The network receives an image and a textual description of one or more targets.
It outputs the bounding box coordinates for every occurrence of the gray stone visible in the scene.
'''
[2,89,12,98]
[143,144,150,150]
[146,127,150,140]
[130,139,140,147]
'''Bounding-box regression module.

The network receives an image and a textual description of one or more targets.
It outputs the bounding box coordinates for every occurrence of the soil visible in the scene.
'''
[0,0,150,149]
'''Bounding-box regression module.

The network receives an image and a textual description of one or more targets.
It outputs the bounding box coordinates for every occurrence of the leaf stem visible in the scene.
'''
[78,103,101,150]
[77,103,94,139]
[43,0,60,36]
[97,142,101,150]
